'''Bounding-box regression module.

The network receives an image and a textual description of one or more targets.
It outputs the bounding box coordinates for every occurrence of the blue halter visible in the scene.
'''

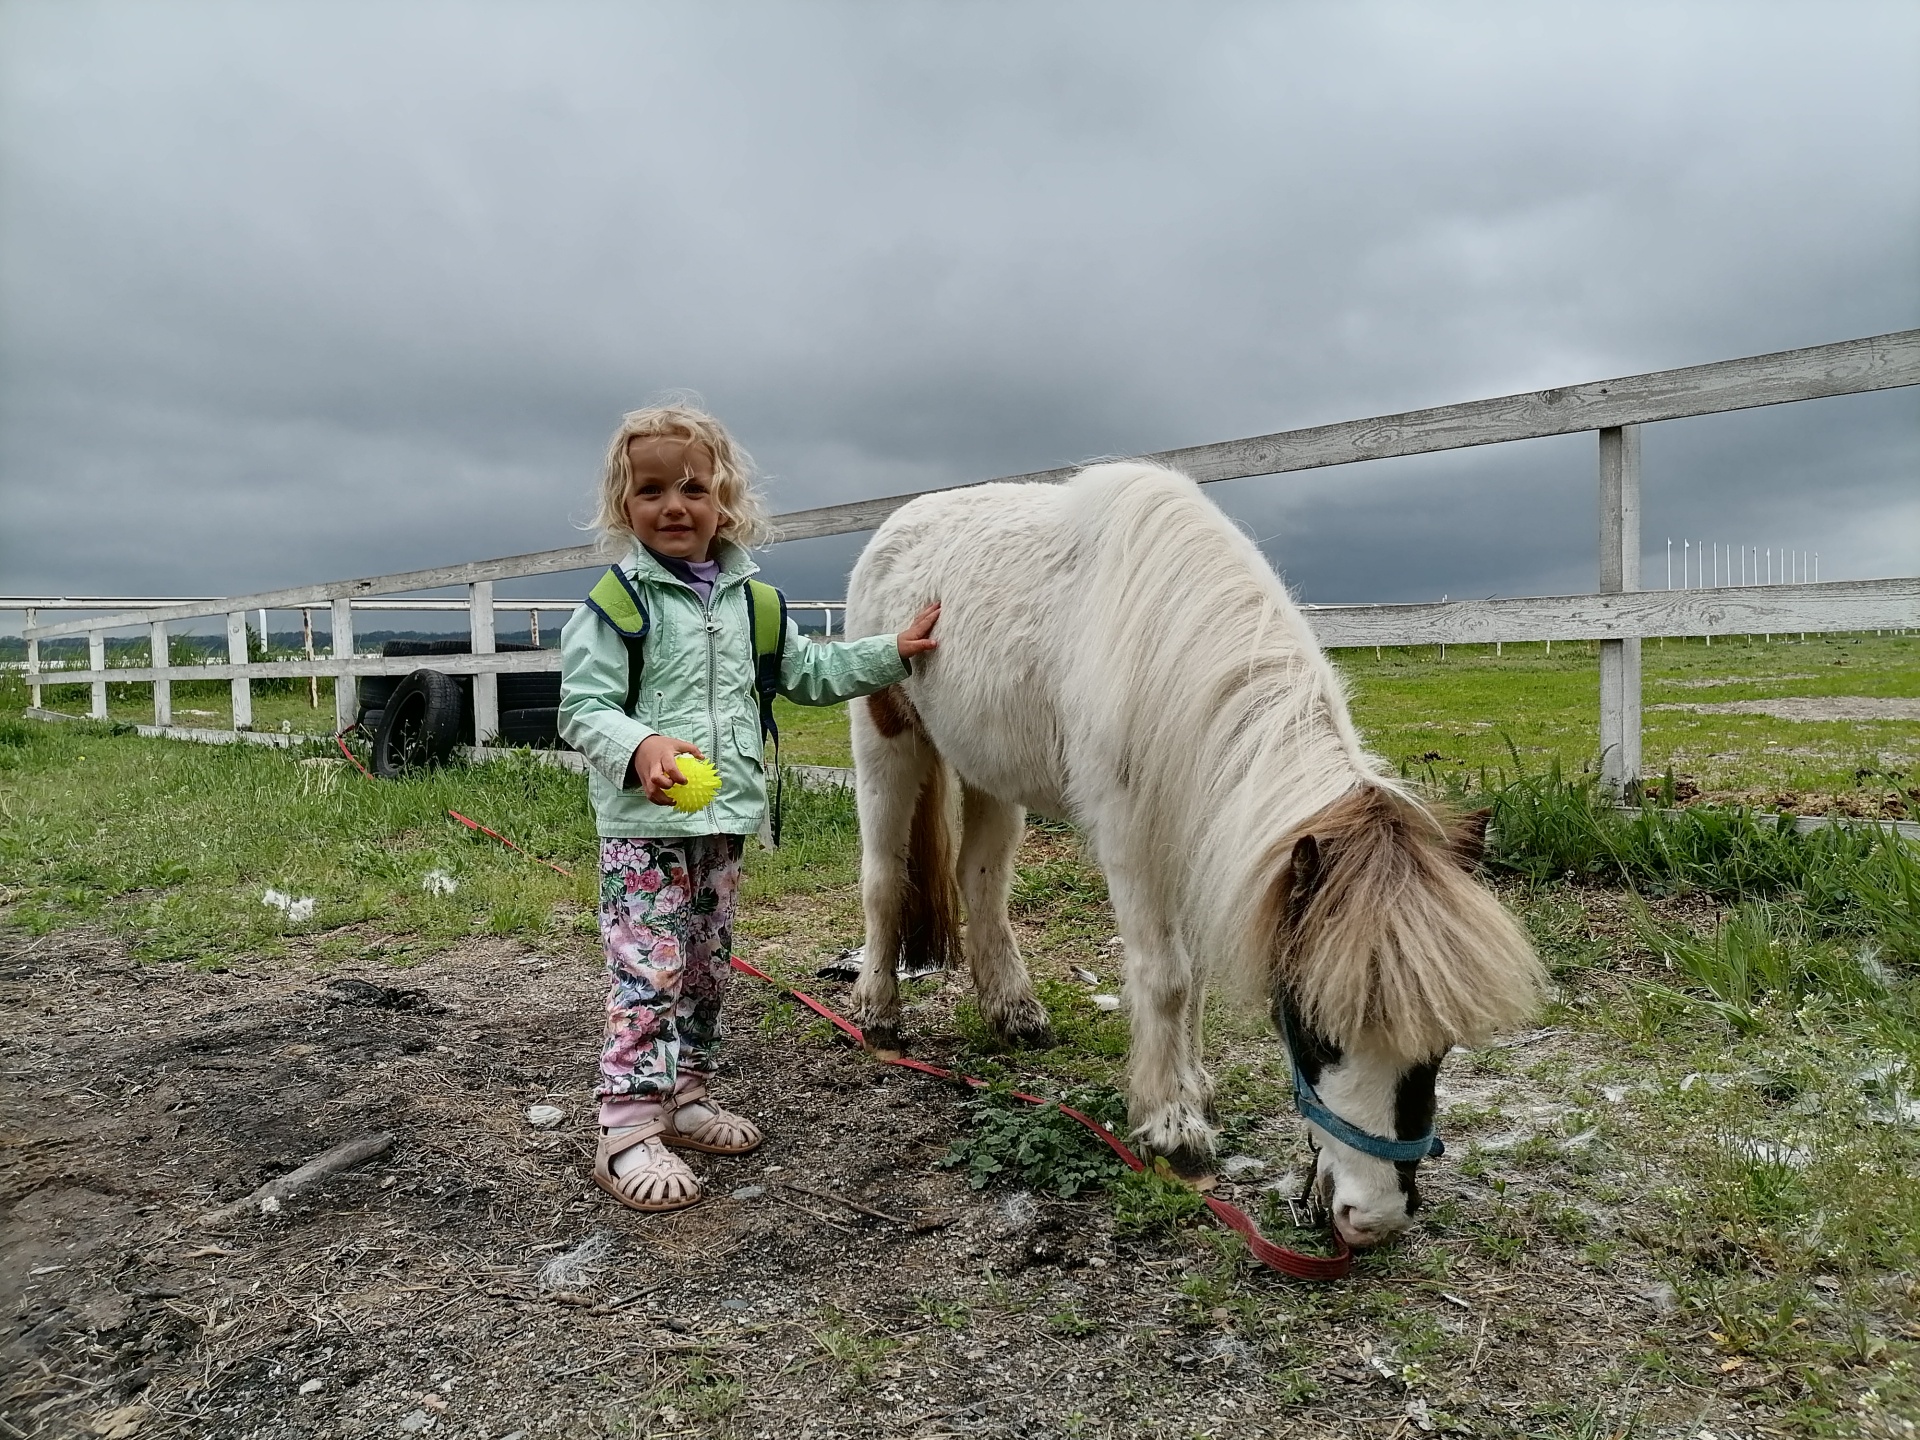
[1278,1004,1444,1165]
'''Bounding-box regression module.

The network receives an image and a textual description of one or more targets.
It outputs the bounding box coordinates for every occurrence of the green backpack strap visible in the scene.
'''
[743,579,788,845]
[584,566,650,712]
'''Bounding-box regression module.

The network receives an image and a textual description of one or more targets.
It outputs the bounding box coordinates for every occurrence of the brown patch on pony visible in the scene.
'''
[899,760,963,973]
[867,685,921,740]
[1449,808,1492,871]
[1269,786,1544,1062]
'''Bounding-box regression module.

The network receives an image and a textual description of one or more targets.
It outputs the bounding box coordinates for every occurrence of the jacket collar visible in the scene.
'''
[624,537,759,592]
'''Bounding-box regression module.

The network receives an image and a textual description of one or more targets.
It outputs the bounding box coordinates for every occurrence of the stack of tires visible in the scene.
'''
[357,639,567,777]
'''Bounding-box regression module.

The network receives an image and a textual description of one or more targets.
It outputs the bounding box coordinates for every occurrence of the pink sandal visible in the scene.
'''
[662,1077,763,1156]
[593,1116,703,1212]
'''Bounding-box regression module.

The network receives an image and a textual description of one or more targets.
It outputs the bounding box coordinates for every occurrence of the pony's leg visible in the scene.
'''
[849,700,936,1058]
[1183,974,1216,1122]
[958,783,1053,1049]
[1110,873,1214,1172]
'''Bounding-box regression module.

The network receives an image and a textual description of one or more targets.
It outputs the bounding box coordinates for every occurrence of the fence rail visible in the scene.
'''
[12,329,1918,786]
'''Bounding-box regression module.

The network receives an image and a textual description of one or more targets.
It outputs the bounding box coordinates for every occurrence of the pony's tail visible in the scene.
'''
[899,758,962,971]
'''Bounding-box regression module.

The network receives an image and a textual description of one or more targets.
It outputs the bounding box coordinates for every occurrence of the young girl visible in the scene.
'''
[559,404,938,1212]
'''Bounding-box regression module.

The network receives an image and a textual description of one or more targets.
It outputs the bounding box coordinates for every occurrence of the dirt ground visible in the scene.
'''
[0,910,1877,1440]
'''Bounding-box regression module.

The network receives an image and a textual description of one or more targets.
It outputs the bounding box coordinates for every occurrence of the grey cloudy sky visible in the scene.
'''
[2,0,1916,629]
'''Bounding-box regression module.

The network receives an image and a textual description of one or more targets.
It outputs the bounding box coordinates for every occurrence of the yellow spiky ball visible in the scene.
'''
[664,754,722,814]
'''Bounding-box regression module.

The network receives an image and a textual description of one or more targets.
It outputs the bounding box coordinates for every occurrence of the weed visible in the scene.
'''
[666,1356,743,1421]
[1110,1164,1206,1238]
[940,1083,1127,1197]
[1044,1306,1101,1338]
[808,1308,899,1386]
[912,1295,969,1330]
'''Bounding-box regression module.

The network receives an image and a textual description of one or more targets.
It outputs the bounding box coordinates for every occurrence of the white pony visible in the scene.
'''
[844,462,1544,1248]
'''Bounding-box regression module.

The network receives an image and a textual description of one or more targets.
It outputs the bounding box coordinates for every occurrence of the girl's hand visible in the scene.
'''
[631,734,707,805]
[897,602,941,661]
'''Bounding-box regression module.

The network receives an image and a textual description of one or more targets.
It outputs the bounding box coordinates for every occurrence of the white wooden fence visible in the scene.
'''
[14,329,1919,792]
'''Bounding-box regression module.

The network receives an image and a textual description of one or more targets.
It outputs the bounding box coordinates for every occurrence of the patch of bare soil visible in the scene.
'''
[0,909,1845,1439]
[1650,695,1920,722]
[1645,772,1918,821]
[1688,787,1918,821]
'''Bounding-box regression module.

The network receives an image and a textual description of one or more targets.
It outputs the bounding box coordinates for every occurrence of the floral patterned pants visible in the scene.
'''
[595,834,745,1117]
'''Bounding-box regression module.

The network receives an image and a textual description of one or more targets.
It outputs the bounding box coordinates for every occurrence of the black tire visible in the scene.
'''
[357,678,398,721]
[499,672,561,709]
[359,707,385,737]
[363,639,553,731]
[497,706,564,747]
[372,669,464,777]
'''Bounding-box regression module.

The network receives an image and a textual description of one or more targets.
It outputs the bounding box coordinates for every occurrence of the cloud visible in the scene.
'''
[2,1,1915,624]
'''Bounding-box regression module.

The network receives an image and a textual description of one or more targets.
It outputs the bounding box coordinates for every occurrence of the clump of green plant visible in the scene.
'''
[807,1308,900,1386]
[912,1294,969,1330]
[1045,1306,1101,1338]
[940,1083,1127,1197]
[660,1356,743,1421]
[1489,765,1920,966]
[1110,1163,1207,1238]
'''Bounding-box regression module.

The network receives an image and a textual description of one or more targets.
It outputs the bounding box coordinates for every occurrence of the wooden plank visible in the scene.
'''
[53,649,564,684]
[27,544,606,638]
[88,631,107,719]
[26,608,40,709]
[469,580,498,745]
[765,329,1920,544]
[1303,577,1920,647]
[24,708,306,749]
[465,744,587,773]
[25,331,1918,639]
[151,621,171,728]
[226,611,253,731]
[331,597,357,733]
[1597,427,1642,793]
[1618,806,1920,843]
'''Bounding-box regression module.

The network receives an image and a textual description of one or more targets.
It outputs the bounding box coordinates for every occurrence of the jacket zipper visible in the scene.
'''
[703,585,721,836]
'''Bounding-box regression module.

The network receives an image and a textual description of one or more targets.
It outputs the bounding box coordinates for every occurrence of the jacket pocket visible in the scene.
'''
[731,715,764,767]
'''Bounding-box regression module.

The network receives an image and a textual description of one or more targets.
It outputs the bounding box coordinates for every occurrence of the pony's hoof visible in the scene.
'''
[861,1021,903,1060]
[1158,1145,1219,1190]
[996,1019,1056,1051]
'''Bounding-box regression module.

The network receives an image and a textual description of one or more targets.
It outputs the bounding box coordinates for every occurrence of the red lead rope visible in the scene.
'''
[333,728,1348,1280]
[723,955,1350,1282]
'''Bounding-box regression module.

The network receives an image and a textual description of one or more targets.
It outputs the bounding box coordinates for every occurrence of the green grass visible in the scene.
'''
[0,697,860,967]
[1333,630,1918,800]
[0,713,598,965]
[1489,766,1919,965]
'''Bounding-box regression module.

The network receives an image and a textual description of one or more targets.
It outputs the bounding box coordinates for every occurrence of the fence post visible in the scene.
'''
[470,581,498,745]
[226,611,253,730]
[26,607,39,710]
[332,598,357,733]
[89,630,108,719]
[151,620,171,728]
[302,608,318,709]
[1597,426,1642,795]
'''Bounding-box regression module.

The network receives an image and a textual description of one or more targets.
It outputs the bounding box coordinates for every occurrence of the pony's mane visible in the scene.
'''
[1062,462,1542,1058]
[1266,787,1545,1059]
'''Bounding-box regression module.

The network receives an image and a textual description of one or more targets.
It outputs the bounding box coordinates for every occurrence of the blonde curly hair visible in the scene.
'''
[592,402,772,551]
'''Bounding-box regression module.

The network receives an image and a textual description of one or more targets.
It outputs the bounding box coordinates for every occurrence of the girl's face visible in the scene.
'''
[624,436,721,561]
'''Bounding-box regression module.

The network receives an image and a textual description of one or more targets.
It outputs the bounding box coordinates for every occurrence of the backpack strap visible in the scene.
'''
[584,566,650,713]
[743,580,788,845]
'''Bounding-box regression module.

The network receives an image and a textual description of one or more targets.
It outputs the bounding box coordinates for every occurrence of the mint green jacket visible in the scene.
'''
[558,540,906,839]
